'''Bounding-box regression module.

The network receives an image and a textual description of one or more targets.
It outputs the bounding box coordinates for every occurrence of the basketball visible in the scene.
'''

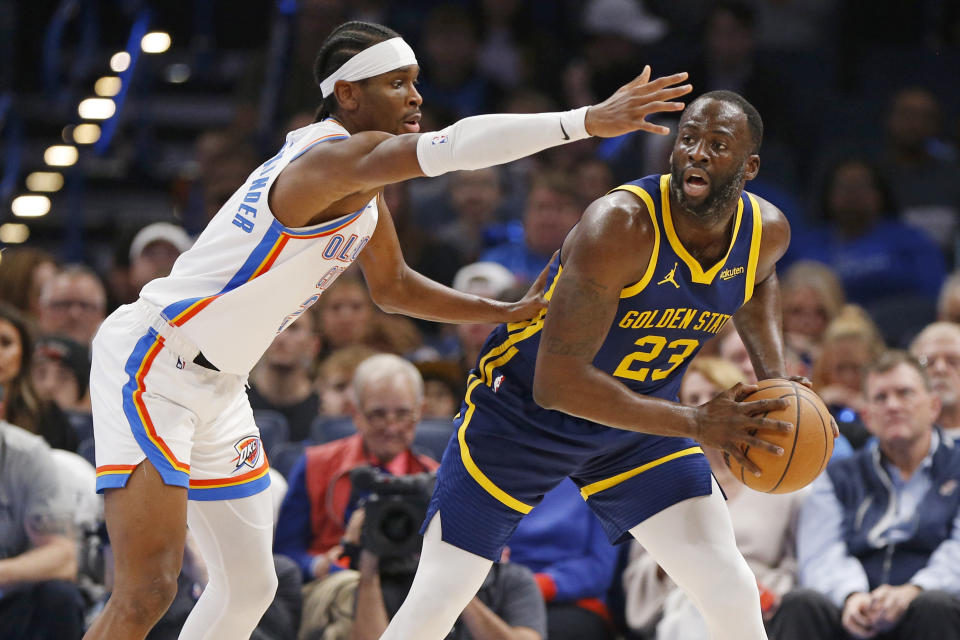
[724,378,834,494]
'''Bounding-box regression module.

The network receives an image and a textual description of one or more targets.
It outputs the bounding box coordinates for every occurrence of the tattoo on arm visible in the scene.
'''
[543,276,611,357]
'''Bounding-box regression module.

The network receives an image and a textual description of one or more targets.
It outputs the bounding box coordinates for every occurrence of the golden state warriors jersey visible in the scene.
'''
[475,174,763,402]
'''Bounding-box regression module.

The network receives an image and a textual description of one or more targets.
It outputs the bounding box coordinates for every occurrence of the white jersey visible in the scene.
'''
[140,119,377,375]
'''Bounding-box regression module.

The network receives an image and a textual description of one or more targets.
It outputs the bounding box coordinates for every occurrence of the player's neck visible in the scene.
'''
[669,195,740,263]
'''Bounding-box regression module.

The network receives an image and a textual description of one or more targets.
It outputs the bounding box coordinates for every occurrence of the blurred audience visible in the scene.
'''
[315,345,378,418]
[414,360,463,420]
[31,335,91,415]
[624,356,810,640]
[0,248,58,321]
[432,168,509,263]
[249,308,321,443]
[37,264,107,348]
[0,303,76,452]
[780,260,847,370]
[813,305,885,449]
[481,171,584,285]
[509,478,618,640]
[937,271,960,324]
[879,87,960,256]
[0,421,84,640]
[783,351,960,640]
[910,322,960,439]
[127,222,193,295]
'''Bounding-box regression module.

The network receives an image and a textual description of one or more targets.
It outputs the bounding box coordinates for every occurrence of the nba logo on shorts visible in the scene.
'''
[493,374,504,393]
[231,436,261,472]
[430,134,447,145]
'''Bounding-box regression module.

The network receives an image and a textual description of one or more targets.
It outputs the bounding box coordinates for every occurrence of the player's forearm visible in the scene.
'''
[534,362,698,439]
[461,598,541,640]
[0,537,77,587]
[373,266,513,324]
[735,274,787,380]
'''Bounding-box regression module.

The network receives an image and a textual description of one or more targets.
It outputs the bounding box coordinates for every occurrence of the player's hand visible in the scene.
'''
[692,383,793,476]
[584,66,692,138]
[787,375,812,389]
[842,592,878,639]
[868,584,921,631]
[501,254,555,323]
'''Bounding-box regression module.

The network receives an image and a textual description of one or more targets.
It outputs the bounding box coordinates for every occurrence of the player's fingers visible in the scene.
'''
[830,417,840,439]
[625,65,652,88]
[740,397,790,415]
[636,101,687,119]
[639,84,693,105]
[635,120,672,136]
[743,435,784,456]
[728,447,762,476]
[642,71,690,92]
[752,417,794,434]
[730,382,759,401]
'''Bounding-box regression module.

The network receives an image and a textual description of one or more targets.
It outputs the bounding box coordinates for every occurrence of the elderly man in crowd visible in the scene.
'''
[37,264,107,347]
[776,350,960,640]
[911,322,960,439]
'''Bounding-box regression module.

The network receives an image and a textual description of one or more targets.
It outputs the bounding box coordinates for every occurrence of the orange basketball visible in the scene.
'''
[724,378,834,494]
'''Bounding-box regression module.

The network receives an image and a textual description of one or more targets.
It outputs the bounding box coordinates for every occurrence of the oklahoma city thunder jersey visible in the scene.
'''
[475,173,763,402]
[139,118,378,375]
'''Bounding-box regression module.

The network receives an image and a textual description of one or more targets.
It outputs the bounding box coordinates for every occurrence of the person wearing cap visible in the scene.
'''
[83,18,693,640]
[128,222,194,294]
[31,335,91,414]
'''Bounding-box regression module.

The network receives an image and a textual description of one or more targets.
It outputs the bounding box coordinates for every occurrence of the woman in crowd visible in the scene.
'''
[780,260,847,370]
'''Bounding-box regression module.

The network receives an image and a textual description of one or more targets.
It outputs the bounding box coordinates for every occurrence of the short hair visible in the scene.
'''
[864,349,932,393]
[910,322,960,355]
[937,271,960,318]
[352,353,424,406]
[781,260,847,321]
[313,21,402,121]
[689,90,763,153]
[316,344,379,381]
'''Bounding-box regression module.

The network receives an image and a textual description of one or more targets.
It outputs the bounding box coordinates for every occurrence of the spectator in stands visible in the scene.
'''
[624,356,810,640]
[910,322,960,439]
[780,260,846,371]
[718,327,757,384]
[481,171,584,285]
[0,303,76,452]
[937,271,960,324]
[274,355,439,608]
[315,345,378,418]
[415,360,463,420]
[508,477,618,640]
[780,351,960,640]
[31,335,91,414]
[127,222,193,294]
[878,87,960,256]
[178,128,261,230]
[814,305,885,449]
[249,307,321,442]
[0,420,84,639]
[0,247,58,321]
[314,273,422,361]
[433,168,508,263]
[791,156,946,310]
[37,264,107,347]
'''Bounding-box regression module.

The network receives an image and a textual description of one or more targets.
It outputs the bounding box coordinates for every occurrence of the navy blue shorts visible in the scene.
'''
[423,371,712,561]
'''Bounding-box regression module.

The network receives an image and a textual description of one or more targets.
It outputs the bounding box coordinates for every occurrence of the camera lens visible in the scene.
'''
[380,509,416,542]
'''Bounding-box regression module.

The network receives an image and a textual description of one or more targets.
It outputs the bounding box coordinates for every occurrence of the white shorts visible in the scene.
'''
[91,299,271,500]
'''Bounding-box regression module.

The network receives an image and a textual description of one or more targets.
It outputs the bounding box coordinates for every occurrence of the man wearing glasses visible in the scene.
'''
[37,265,107,347]
[911,321,960,440]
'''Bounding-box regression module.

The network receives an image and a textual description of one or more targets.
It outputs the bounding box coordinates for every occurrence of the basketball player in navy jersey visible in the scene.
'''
[383,91,836,640]
[83,21,697,640]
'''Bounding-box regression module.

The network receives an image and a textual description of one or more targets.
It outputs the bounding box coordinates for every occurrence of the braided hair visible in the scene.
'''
[313,21,401,121]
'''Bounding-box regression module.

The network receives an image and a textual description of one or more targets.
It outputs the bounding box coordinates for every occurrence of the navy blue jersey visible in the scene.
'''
[475,174,763,401]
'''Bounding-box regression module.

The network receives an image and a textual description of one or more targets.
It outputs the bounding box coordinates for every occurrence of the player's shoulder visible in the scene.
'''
[745,191,789,231]
[579,175,662,243]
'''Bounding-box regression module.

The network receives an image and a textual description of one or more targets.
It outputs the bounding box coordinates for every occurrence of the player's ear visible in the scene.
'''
[334,80,361,112]
[744,154,760,181]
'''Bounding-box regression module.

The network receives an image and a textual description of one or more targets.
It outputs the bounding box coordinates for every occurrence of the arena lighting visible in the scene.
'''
[78,98,116,120]
[0,223,30,244]
[11,195,51,218]
[44,145,78,167]
[73,123,101,144]
[165,63,190,83]
[25,172,64,192]
[94,76,122,97]
[110,51,131,72]
[141,31,171,54]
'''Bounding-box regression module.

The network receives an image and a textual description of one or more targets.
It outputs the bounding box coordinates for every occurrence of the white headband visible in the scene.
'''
[320,37,418,98]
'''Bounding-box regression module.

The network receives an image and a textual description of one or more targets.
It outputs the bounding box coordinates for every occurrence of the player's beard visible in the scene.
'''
[670,160,747,220]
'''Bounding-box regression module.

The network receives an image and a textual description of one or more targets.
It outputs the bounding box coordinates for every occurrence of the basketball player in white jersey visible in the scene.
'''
[82,21,692,640]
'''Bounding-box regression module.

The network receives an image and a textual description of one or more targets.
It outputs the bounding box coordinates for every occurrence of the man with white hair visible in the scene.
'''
[274,354,440,637]
[910,322,960,439]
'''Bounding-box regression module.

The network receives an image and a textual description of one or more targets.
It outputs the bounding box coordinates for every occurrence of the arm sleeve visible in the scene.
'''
[540,510,618,602]
[272,454,320,581]
[797,473,869,607]
[416,108,589,177]
[910,504,960,597]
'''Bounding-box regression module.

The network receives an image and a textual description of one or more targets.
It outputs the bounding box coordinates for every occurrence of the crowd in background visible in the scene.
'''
[3,0,960,638]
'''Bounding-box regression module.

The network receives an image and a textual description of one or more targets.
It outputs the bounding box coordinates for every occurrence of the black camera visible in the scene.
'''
[349,466,436,561]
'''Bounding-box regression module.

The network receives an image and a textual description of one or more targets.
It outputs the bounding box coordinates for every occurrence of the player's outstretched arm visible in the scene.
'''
[359,195,549,324]
[532,193,791,473]
[272,67,691,228]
